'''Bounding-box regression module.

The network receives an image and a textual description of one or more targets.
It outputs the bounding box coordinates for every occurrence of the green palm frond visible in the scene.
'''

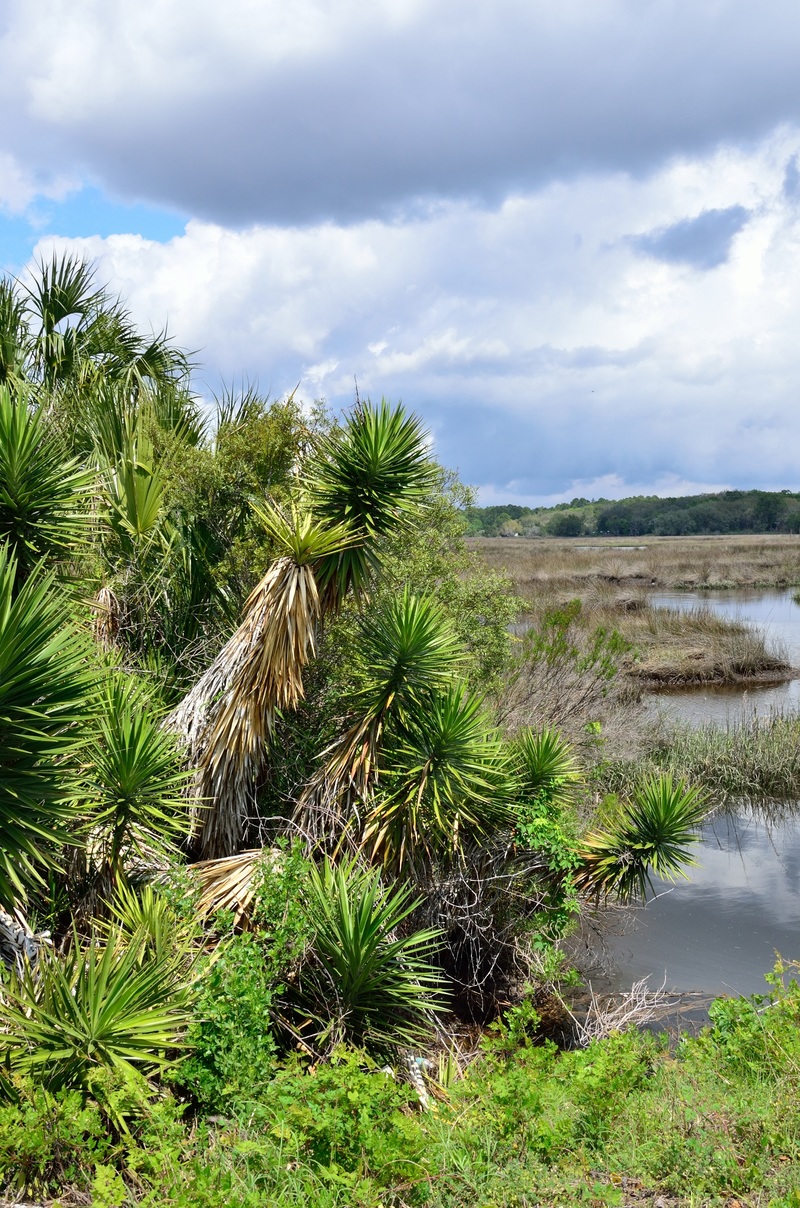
[0,280,28,388]
[513,727,581,807]
[574,774,708,903]
[0,387,95,579]
[105,457,166,545]
[0,921,194,1117]
[84,673,194,881]
[365,685,516,871]
[296,590,463,839]
[251,497,359,565]
[309,400,436,603]
[0,548,95,904]
[357,587,464,719]
[293,857,443,1053]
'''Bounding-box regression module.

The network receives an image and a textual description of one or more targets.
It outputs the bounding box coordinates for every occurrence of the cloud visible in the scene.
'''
[632,206,751,270]
[30,133,800,503]
[5,1,800,223]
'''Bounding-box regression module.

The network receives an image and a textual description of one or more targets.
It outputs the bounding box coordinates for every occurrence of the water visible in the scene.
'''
[607,587,800,997]
[604,810,800,997]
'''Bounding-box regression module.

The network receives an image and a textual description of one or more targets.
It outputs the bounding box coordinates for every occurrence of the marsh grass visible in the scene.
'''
[600,710,800,804]
[513,594,786,696]
[471,532,800,593]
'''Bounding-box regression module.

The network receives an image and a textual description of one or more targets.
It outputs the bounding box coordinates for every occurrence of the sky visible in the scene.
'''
[3,0,800,505]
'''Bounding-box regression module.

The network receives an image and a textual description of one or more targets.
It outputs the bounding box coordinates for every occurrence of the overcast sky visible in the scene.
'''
[3,0,800,504]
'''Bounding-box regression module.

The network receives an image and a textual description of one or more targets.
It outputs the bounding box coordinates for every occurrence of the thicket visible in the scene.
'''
[0,255,792,1205]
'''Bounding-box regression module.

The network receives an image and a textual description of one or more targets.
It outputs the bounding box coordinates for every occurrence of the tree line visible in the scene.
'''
[465,488,800,537]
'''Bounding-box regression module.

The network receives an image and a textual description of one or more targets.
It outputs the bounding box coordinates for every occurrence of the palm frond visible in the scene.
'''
[296,589,463,843]
[0,547,95,904]
[574,774,708,902]
[364,685,516,872]
[191,848,280,925]
[167,508,355,858]
[292,856,443,1054]
[0,921,194,1120]
[0,387,95,579]
[83,673,195,885]
[0,280,28,388]
[513,727,581,807]
[309,399,436,604]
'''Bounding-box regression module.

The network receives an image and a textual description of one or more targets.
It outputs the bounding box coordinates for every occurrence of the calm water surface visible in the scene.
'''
[604,810,800,996]
[609,588,800,995]
[648,588,800,724]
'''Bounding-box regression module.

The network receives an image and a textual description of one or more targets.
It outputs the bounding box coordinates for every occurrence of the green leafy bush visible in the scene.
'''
[0,1081,112,1200]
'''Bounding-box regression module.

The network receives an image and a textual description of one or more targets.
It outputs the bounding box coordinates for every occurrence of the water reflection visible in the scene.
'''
[603,809,800,996]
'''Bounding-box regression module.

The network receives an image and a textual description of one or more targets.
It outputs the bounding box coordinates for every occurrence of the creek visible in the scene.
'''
[605,587,800,999]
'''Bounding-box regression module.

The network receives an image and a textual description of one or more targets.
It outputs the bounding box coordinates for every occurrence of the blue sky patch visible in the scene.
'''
[0,186,187,274]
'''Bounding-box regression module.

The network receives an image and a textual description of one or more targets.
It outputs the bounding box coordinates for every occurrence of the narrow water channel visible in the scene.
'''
[607,587,800,998]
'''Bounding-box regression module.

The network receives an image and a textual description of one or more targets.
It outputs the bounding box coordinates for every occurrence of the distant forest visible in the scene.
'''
[464,489,800,537]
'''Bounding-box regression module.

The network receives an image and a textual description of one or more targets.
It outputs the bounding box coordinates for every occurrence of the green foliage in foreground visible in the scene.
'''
[2,963,800,1206]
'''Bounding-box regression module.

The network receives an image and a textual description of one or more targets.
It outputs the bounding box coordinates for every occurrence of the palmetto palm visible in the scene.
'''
[169,401,435,859]
[0,387,95,582]
[0,547,95,904]
[573,774,707,903]
[22,254,188,394]
[0,919,195,1121]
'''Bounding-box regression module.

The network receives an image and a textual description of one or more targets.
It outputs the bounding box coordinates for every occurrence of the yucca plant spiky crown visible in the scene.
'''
[0,387,95,581]
[574,774,707,903]
[365,684,517,872]
[0,546,95,904]
[309,399,437,604]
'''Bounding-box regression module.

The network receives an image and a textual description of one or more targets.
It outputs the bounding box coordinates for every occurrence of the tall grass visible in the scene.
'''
[601,711,800,804]
[472,532,800,593]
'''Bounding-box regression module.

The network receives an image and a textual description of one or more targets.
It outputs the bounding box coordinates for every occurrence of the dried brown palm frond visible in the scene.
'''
[191,847,280,926]
[296,715,383,851]
[167,504,357,859]
[92,585,121,650]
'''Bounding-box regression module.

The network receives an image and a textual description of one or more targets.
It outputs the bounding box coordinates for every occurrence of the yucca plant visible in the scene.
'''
[364,685,516,872]
[309,399,437,606]
[169,503,356,857]
[291,857,443,1054]
[297,589,463,840]
[0,547,95,904]
[513,727,581,808]
[83,673,195,888]
[0,387,95,582]
[574,774,708,903]
[169,402,436,859]
[0,921,194,1118]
